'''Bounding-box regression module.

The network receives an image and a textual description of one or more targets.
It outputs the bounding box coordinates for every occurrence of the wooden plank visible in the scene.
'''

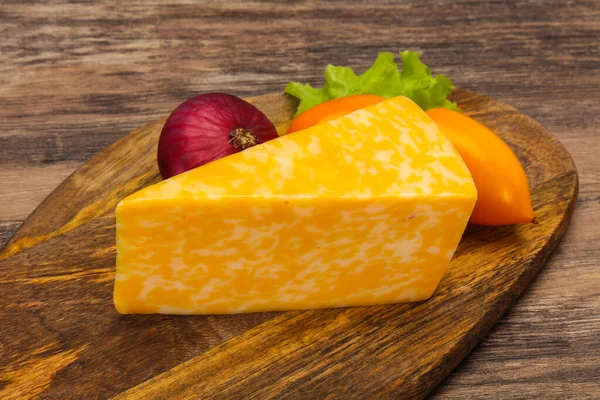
[0,1,598,398]
[0,164,77,221]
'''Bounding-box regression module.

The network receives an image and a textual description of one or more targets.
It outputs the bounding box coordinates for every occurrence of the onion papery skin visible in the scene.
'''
[157,93,279,179]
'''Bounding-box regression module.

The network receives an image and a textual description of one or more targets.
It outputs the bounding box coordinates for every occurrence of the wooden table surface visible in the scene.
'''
[1,1,598,398]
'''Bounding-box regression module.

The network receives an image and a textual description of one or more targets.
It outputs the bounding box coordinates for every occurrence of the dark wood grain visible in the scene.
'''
[0,90,578,398]
[0,1,598,399]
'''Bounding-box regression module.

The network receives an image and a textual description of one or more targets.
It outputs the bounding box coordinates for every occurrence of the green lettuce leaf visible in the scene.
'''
[358,52,402,97]
[399,51,459,111]
[283,82,328,116]
[323,65,360,98]
[284,50,458,117]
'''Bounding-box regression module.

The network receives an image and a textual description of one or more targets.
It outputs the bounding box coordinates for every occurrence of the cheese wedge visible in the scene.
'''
[114,96,476,314]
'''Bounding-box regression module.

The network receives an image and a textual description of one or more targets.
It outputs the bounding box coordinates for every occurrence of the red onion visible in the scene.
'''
[157,93,279,179]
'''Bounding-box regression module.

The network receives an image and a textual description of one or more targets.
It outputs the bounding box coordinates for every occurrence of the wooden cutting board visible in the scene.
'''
[0,90,577,399]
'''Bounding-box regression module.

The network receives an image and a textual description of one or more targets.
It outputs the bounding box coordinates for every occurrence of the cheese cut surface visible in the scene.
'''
[114,96,477,314]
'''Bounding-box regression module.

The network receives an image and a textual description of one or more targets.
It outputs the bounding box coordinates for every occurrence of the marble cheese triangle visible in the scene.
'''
[114,96,477,314]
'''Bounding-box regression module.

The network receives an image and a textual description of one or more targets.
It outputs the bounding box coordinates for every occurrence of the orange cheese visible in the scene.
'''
[114,96,477,314]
